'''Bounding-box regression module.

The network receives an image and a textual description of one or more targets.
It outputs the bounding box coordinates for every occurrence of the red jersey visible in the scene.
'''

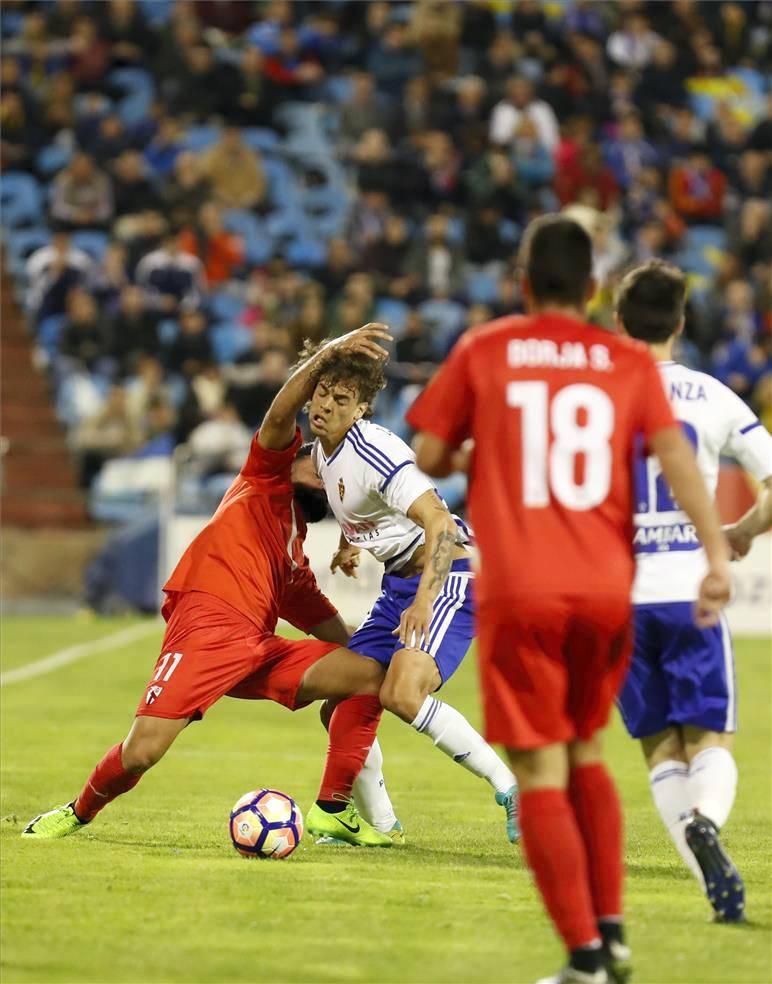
[407,313,677,606]
[163,428,336,633]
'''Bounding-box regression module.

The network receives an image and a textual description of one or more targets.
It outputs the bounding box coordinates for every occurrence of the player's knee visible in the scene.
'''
[121,736,168,773]
[379,676,424,723]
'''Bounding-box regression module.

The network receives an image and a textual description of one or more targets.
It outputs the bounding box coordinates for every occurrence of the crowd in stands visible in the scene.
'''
[1,0,771,519]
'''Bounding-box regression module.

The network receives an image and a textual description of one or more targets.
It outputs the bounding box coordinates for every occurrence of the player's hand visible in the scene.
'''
[723,523,753,561]
[694,564,732,628]
[394,595,434,650]
[330,544,361,578]
[327,323,392,362]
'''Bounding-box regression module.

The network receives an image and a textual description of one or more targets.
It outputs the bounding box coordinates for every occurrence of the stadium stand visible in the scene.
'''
[1,0,770,527]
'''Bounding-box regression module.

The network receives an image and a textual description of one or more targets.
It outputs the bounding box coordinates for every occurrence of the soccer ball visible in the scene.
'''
[229,788,303,859]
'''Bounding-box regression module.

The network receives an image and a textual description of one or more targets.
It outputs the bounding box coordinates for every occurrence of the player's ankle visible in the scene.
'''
[597,918,625,947]
[569,942,604,975]
[315,799,346,814]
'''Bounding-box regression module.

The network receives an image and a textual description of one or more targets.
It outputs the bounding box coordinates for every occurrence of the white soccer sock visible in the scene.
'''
[352,739,398,833]
[687,746,738,831]
[411,696,516,795]
[649,760,704,885]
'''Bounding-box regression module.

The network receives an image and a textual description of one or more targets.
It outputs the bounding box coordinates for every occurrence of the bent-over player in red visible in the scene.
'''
[23,325,397,848]
[408,216,732,984]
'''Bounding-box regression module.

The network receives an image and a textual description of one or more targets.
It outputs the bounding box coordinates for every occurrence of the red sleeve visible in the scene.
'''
[279,562,338,633]
[241,427,302,482]
[406,335,474,448]
[635,351,678,440]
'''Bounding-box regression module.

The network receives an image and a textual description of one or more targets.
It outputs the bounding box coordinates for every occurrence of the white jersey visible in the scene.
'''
[633,361,772,604]
[313,420,469,573]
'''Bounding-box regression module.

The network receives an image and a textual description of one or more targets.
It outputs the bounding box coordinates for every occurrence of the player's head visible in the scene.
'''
[615,259,686,345]
[518,215,595,312]
[291,443,328,524]
[305,344,386,447]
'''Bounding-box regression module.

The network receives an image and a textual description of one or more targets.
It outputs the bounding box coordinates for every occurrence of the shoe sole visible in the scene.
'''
[306,826,392,848]
[685,817,745,922]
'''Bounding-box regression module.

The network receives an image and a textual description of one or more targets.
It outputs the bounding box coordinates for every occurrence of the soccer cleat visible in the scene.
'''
[535,967,608,984]
[21,802,85,840]
[601,940,632,984]
[684,811,745,923]
[306,802,392,847]
[315,818,405,848]
[495,785,521,843]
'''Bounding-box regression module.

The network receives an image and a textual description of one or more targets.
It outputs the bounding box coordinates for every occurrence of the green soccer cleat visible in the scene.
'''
[495,785,521,843]
[306,802,393,847]
[386,819,406,845]
[21,802,85,840]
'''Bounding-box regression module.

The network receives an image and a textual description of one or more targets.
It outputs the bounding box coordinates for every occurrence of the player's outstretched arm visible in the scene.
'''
[651,426,732,627]
[414,434,472,478]
[259,324,392,450]
[395,490,459,647]
[724,476,772,559]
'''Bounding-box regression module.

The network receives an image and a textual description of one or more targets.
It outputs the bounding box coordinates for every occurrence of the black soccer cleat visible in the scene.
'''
[684,811,746,923]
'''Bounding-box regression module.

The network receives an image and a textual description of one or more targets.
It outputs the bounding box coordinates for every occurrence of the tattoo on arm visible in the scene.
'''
[427,529,456,594]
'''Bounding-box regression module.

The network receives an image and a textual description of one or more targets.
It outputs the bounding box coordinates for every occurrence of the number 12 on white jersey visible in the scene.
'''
[507,381,615,510]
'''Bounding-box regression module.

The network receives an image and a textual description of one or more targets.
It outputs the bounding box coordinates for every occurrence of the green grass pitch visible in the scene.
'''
[1,616,770,984]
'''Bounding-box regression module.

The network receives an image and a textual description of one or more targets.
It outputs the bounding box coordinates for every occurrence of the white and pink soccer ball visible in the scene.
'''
[229,788,303,859]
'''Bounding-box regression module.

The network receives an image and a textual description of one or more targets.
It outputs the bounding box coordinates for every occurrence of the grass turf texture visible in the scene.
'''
[1,618,770,984]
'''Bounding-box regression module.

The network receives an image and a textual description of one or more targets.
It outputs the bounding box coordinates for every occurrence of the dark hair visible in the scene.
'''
[297,341,386,417]
[615,260,687,343]
[519,215,593,306]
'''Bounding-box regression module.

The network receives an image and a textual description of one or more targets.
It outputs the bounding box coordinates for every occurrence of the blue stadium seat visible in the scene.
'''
[418,300,467,357]
[6,228,51,277]
[71,230,109,262]
[37,315,66,358]
[210,291,246,323]
[211,323,253,364]
[36,143,72,177]
[284,238,326,268]
[109,68,155,126]
[157,319,179,346]
[465,269,499,305]
[241,128,281,154]
[182,125,220,152]
[222,209,272,265]
[0,173,42,229]
[374,298,410,336]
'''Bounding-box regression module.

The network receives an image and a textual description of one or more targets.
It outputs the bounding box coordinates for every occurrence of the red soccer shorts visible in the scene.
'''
[477,593,633,749]
[136,591,338,721]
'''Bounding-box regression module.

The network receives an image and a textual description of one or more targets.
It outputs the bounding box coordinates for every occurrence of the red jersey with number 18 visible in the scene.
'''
[407,313,678,607]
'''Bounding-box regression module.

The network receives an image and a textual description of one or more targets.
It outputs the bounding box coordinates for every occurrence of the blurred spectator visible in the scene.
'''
[187,403,253,475]
[607,11,660,70]
[288,286,326,350]
[136,231,206,313]
[317,238,359,299]
[112,151,162,218]
[367,20,423,97]
[26,231,95,323]
[636,39,687,124]
[229,47,275,128]
[733,150,771,200]
[363,214,413,297]
[603,112,658,190]
[465,148,525,219]
[125,355,174,426]
[167,43,228,119]
[162,151,211,229]
[60,288,108,372]
[93,241,130,312]
[393,311,437,385]
[465,203,511,268]
[165,307,213,378]
[50,153,114,230]
[198,126,267,211]
[179,202,245,286]
[108,286,161,375]
[555,143,619,210]
[409,0,462,78]
[341,72,386,146]
[74,384,142,487]
[489,76,560,154]
[511,117,555,191]
[263,27,325,91]
[403,213,464,299]
[68,16,111,88]
[145,117,183,179]
[227,346,291,428]
[98,0,149,66]
[89,114,132,165]
[0,88,42,172]
[669,148,727,222]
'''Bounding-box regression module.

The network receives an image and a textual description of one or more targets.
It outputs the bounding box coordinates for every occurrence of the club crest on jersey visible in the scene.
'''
[145,685,163,705]
[338,477,345,501]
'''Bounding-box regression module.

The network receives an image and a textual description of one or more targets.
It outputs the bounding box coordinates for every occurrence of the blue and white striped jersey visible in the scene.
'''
[312,420,469,573]
[633,361,772,604]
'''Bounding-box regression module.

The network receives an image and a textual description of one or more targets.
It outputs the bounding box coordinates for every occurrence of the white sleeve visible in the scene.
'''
[380,461,434,516]
[720,387,772,481]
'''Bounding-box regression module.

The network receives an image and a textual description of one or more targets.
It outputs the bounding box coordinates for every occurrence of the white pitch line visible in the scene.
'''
[0,621,161,687]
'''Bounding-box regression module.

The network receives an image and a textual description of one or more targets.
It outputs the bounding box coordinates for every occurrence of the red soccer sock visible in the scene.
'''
[316,695,382,803]
[568,763,624,920]
[74,743,142,823]
[519,787,600,952]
